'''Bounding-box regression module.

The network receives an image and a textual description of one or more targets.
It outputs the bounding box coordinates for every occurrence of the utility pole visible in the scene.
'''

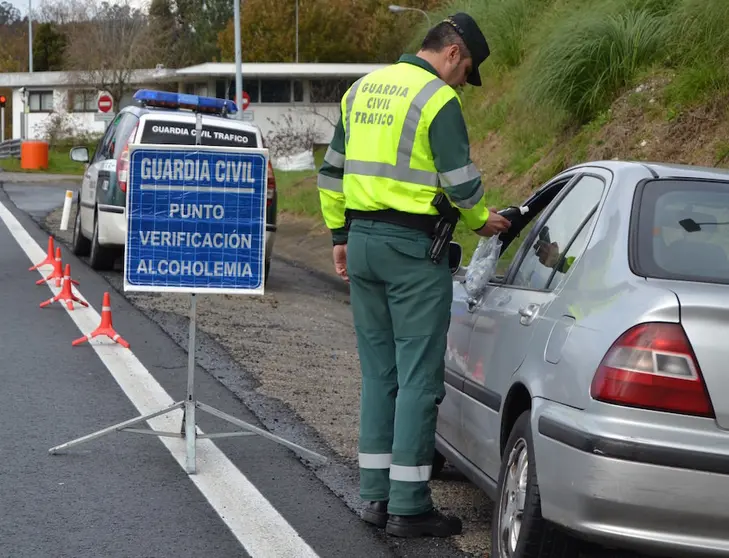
[295,0,299,63]
[234,0,243,120]
[28,0,33,73]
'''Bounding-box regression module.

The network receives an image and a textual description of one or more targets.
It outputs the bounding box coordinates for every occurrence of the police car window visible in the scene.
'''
[112,113,140,159]
[97,113,123,161]
[140,119,257,148]
[511,175,605,290]
[92,114,121,162]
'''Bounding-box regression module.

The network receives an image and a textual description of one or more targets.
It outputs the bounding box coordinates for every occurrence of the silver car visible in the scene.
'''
[438,161,729,558]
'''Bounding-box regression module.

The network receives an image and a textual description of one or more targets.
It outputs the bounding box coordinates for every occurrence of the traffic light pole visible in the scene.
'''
[1,106,5,143]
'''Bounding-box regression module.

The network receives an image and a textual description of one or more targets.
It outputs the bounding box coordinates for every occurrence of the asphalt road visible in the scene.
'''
[0,176,651,558]
[0,177,481,558]
[0,182,398,558]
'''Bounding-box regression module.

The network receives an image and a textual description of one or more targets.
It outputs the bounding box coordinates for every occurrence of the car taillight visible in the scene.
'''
[117,124,138,193]
[590,322,714,418]
[266,160,276,207]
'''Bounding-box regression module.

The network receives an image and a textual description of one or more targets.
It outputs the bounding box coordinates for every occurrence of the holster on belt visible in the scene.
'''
[429,193,460,264]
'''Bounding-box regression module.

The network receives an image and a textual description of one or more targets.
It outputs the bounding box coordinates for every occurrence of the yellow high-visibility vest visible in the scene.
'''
[320,63,469,230]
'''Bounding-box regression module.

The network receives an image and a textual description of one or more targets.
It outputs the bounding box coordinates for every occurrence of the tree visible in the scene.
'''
[216,0,443,64]
[33,22,67,71]
[62,0,162,106]
[0,1,21,25]
[0,19,30,72]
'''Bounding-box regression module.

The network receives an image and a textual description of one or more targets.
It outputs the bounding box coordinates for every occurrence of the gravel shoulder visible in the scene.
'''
[40,204,493,557]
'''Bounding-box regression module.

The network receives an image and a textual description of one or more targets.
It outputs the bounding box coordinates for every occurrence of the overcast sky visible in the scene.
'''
[8,0,150,17]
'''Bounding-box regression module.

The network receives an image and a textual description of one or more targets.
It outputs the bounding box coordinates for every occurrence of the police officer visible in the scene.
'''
[317,13,511,538]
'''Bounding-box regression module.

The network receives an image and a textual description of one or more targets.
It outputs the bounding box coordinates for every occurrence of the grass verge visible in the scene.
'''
[0,147,85,175]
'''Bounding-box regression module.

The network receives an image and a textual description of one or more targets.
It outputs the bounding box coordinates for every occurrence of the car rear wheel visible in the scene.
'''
[71,201,90,257]
[264,259,271,287]
[89,214,116,271]
[491,411,580,558]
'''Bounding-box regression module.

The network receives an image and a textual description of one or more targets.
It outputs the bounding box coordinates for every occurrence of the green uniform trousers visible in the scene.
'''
[347,219,452,516]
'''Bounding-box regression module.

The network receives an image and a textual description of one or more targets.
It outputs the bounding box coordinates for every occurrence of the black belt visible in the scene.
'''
[345,209,438,235]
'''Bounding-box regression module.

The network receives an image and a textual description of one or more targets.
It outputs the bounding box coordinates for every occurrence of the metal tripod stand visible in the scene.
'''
[49,294,327,473]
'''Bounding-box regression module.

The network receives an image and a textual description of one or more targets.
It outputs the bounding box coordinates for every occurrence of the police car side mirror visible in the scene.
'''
[448,242,462,276]
[69,146,89,164]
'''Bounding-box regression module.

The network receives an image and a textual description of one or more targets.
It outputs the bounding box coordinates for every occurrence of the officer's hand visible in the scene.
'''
[333,244,349,282]
[476,209,511,237]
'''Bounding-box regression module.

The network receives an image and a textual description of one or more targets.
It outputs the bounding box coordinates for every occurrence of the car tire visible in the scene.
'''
[71,201,91,257]
[491,411,580,558]
[264,259,271,287]
[89,214,116,271]
[431,449,446,479]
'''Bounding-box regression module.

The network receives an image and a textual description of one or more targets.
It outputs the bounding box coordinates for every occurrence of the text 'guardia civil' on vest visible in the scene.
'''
[361,83,410,97]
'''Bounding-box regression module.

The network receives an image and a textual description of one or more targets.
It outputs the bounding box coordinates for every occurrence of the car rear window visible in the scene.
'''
[634,178,729,285]
[139,119,258,148]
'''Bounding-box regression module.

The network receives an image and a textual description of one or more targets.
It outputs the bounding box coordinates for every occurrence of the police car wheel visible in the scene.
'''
[491,411,580,558]
[89,215,116,271]
[71,201,91,257]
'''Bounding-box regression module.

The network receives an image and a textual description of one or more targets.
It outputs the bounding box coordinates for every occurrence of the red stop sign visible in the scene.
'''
[241,91,250,111]
[98,94,113,113]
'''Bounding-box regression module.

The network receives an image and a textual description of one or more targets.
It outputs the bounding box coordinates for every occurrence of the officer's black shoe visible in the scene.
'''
[361,501,389,528]
[385,508,463,538]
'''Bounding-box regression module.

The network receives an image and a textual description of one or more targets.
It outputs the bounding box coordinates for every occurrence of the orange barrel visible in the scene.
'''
[21,141,49,170]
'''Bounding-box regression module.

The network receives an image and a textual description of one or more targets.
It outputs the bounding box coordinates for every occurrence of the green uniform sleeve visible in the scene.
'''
[318,113,348,245]
[429,98,489,231]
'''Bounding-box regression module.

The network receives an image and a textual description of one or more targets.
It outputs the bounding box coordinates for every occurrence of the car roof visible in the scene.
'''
[122,103,261,135]
[562,159,729,181]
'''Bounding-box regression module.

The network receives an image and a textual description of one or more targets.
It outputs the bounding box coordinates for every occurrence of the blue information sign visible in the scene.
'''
[124,144,267,294]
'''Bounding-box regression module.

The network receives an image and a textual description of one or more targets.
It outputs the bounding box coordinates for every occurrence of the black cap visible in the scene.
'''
[442,13,490,86]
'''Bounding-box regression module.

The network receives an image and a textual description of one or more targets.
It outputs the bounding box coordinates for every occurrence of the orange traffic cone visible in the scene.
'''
[36,248,79,288]
[72,292,130,349]
[29,236,55,271]
[40,264,88,311]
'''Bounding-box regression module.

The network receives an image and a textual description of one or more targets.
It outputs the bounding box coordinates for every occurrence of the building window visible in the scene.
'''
[29,90,54,112]
[310,79,355,104]
[293,80,303,103]
[68,90,97,112]
[227,79,259,104]
[260,79,291,103]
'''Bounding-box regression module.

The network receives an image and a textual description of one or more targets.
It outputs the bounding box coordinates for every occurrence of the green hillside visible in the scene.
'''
[278,0,729,262]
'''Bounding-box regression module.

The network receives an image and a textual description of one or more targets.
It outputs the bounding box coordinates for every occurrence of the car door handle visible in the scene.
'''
[518,303,539,325]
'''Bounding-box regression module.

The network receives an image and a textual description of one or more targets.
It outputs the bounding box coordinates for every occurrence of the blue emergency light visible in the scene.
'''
[133,89,238,115]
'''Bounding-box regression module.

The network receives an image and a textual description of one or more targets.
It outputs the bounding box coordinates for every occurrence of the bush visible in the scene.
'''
[522,6,668,123]
[662,0,729,103]
[408,0,550,69]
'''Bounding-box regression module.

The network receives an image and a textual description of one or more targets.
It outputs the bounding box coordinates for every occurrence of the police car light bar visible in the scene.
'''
[133,89,238,115]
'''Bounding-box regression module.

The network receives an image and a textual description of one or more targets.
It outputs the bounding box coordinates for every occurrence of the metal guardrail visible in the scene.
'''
[0,139,21,159]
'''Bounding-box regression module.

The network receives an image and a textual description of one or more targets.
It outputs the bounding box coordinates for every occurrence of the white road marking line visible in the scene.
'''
[0,199,320,558]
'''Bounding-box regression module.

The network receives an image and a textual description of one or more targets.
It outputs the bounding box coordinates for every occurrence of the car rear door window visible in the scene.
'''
[633,178,729,285]
[511,174,605,290]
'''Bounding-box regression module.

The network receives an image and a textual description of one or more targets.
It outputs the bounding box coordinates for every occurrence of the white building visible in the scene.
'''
[0,62,386,145]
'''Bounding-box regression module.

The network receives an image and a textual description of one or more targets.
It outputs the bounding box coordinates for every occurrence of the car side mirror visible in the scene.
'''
[70,146,89,164]
[448,241,462,275]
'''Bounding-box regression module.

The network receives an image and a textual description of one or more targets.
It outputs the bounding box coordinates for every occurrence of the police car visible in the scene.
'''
[68,89,278,283]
